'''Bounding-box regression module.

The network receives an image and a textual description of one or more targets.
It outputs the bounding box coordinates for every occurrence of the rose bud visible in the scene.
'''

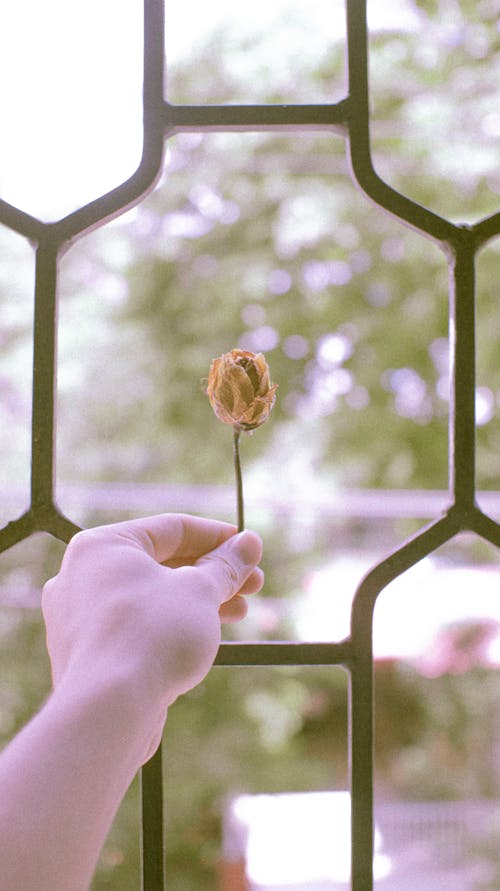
[206,349,277,431]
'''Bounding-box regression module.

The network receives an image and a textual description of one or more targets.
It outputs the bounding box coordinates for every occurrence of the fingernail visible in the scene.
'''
[231,530,262,566]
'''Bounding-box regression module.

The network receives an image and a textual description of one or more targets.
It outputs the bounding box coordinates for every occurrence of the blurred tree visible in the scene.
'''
[53,1,500,505]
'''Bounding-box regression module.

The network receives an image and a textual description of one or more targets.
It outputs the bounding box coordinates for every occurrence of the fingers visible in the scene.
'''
[219,566,264,623]
[219,595,248,623]
[79,514,238,565]
[237,566,264,596]
[195,530,263,606]
[61,515,264,623]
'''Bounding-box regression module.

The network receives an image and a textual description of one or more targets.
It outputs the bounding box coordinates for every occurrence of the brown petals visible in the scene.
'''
[206,349,277,431]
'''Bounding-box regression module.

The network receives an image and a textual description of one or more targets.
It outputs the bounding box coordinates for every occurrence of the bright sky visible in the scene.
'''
[294,556,500,668]
[0,0,420,222]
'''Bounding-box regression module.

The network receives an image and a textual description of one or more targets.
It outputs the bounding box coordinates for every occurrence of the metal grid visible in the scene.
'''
[1,1,500,888]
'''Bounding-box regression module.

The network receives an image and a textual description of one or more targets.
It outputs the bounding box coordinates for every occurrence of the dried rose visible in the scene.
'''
[206,349,277,432]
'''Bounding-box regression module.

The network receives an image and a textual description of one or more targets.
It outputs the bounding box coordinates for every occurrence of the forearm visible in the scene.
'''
[0,671,161,891]
[12,515,263,890]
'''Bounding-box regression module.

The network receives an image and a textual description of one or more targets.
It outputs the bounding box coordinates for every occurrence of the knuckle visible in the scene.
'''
[219,554,240,588]
[212,553,240,594]
[64,527,109,563]
[65,528,96,554]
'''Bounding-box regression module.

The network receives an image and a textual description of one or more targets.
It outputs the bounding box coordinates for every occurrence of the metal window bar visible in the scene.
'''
[1,1,500,889]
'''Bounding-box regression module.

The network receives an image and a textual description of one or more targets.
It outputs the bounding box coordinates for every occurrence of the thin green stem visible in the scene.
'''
[233,428,244,531]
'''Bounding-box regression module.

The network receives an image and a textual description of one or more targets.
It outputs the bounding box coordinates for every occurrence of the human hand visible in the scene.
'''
[42,514,263,755]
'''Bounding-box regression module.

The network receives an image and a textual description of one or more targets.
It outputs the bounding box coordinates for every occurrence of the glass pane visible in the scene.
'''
[369,0,500,223]
[165,0,347,104]
[374,534,500,889]
[164,666,349,890]
[0,227,34,527]
[476,246,500,496]
[0,533,64,708]
[0,1,143,221]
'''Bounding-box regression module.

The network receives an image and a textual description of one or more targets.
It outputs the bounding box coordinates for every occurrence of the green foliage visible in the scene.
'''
[50,2,500,498]
[163,667,349,890]
[380,658,500,802]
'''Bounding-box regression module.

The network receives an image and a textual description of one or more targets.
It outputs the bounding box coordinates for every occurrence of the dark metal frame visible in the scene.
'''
[1,2,500,888]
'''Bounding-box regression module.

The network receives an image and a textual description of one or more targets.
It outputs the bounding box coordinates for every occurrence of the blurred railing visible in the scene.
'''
[4,481,500,520]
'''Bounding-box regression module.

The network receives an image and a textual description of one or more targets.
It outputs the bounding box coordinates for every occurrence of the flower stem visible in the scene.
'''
[233,428,244,531]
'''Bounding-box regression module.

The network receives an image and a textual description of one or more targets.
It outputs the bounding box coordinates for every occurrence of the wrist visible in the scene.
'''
[52,663,168,768]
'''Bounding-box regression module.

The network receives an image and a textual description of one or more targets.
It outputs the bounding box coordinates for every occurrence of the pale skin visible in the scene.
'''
[0,513,263,891]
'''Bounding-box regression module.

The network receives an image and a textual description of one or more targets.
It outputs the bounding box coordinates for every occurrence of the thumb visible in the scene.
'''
[195,530,263,605]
